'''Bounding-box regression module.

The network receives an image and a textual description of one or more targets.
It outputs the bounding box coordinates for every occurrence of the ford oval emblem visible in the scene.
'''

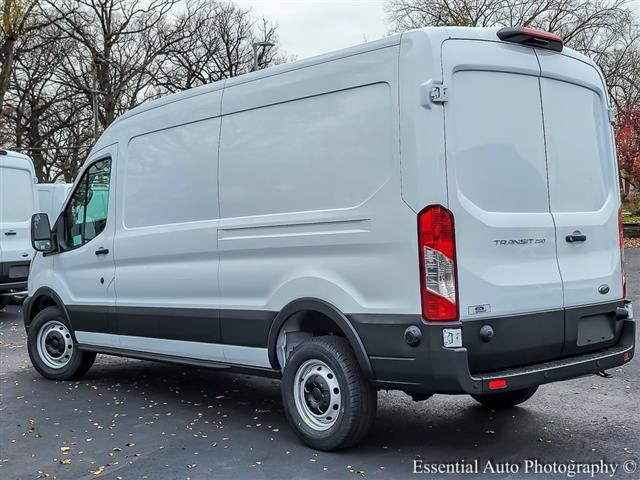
[598,284,610,295]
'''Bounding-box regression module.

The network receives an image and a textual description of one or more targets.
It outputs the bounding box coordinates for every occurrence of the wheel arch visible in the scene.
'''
[267,298,373,379]
[24,287,70,332]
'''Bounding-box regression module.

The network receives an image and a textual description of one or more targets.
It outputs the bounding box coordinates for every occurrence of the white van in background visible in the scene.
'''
[0,148,37,309]
[24,27,635,450]
[36,183,73,225]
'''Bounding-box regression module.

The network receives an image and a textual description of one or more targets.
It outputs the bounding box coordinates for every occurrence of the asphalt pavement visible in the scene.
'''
[1,251,639,480]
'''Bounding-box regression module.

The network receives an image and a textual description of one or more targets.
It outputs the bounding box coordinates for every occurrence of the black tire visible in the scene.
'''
[27,306,96,380]
[0,296,10,310]
[471,386,539,409]
[281,335,377,451]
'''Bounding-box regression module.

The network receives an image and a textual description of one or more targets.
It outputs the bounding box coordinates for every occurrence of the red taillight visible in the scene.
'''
[418,205,458,322]
[619,206,627,299]
[488,379,508,390]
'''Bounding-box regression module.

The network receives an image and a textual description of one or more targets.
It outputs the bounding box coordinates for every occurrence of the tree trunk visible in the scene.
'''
[27,106,47,182]
[0,38,16,114]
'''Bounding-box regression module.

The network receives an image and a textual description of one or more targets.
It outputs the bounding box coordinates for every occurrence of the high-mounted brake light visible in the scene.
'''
[0,146,7,155]
[418,205,458,322]
[497,26,563,52]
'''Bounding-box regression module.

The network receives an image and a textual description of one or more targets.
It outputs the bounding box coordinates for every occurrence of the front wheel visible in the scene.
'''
[27,306,96,380]
[281,336,377,451]
[471,386,539,409]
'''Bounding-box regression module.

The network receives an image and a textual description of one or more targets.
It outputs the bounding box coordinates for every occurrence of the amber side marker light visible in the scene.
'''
[488,379,508,390]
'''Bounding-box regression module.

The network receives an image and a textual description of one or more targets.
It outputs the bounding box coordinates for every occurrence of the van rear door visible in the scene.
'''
[536,53,622,307]
[441,40,565,371]
[0,154,35,273]
[441,40,564,318]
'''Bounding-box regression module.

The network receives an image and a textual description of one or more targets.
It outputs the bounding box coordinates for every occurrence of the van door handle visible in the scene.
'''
[4,230,16,236]
[95,248,110,256]
[566,232,587,243]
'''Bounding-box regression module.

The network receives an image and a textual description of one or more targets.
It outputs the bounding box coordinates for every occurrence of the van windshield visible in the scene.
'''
[0,167,34,222]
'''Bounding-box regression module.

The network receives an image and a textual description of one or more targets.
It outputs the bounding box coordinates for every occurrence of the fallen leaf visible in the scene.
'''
[90,465,106,475]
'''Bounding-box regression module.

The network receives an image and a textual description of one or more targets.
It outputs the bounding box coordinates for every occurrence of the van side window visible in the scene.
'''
[64,159,111,248]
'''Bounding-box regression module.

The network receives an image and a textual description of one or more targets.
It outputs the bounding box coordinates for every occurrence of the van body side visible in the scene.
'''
[22,27,635,450]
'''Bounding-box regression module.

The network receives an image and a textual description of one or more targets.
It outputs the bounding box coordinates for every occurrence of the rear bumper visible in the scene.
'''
[349,302,635,395]
[0,282,27,294]
[0,261,30,293]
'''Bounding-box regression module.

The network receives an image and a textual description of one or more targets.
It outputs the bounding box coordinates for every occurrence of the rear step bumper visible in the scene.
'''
[0,261,30,293]
[472,332,633,393]
[0,281,28,294]
[353,304,635,395]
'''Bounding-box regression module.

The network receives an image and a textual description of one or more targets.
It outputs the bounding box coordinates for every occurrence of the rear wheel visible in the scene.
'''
[27,306,96,380]
[281,336,377,451]
[471,386,538,409]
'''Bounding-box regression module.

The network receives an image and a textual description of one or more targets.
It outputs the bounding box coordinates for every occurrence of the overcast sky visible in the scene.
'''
[235,0,640,61]
[235,0,389,60]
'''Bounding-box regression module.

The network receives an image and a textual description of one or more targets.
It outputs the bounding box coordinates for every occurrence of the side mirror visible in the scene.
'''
[31,213,54,252]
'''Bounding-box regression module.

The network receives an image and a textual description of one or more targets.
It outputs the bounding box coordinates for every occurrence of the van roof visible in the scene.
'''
[96,26,597,151]
[0,148,33,163]
[441,26,595,65]
[112,32,404,127]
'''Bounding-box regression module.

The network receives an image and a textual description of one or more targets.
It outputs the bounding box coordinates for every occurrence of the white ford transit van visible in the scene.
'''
[24,27,635,450]
[1,148,37,309]
[36,183,73,225]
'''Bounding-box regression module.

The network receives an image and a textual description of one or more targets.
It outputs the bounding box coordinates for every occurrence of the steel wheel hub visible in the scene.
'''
[293,359,342,431]
[37,320,74,369]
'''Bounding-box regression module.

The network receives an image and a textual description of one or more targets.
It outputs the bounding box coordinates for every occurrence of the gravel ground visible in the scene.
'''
[1,251,639,480]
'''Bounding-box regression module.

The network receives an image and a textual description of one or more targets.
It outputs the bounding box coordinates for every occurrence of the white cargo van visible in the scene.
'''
[24,27,635,450]
[0,148,37,309]
[36,183,73,225]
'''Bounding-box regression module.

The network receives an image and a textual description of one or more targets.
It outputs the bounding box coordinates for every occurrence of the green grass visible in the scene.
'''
[623,214,640,223]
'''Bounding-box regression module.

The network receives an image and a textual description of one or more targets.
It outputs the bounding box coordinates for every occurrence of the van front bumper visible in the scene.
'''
[349,304,635,395]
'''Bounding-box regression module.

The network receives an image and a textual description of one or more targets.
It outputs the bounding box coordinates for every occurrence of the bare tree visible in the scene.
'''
[1,22,93,181]
[152,0,285,94]
[0,0,50,114]
[1,0,287,181]
[45,0,179,134]
[386,0,632,34]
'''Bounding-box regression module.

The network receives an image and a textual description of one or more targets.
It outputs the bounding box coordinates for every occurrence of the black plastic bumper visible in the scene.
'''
[0,261,29,293]
[0,281,27,293]
[349,304,635,395]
